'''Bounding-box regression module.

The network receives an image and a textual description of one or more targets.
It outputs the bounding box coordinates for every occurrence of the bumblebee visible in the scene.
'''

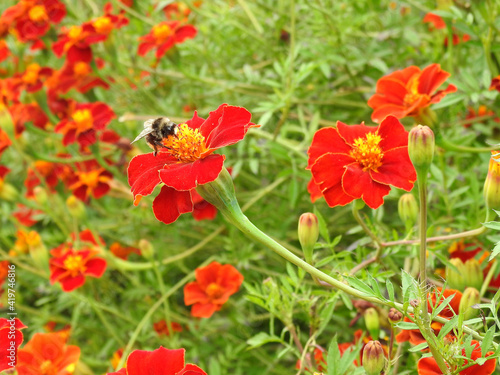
[131,117,179,156]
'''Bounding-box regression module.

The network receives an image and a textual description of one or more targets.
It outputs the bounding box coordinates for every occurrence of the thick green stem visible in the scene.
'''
[417,172,428,284]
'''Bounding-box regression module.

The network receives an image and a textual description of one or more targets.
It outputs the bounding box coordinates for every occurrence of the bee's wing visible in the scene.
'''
[131,119,154,144]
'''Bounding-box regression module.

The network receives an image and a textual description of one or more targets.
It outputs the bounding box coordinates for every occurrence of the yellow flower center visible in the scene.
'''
[403,77,430,108]
[40,360,57,375]
[72,109,93,132]
[68,26,83,41]
[152,24,173,42]
[162,123,209,162]
[93,16,113,34]
[22,63,41,85]
[63,254,86,277]
[29,5,48,23]
[73,62,91,77]
[206,282,223,299]
[77,170,102,188]
[350,132,384,172]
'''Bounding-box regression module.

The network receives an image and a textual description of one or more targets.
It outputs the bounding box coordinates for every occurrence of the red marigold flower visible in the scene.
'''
[13,204,43,227]
[367,64,457,123]
[52,23,106,63]
[108,347,207,375]
[47,61,109,94]
[55,102,115,148]
[0,127,11,157]
[184,261,243,318]
[153,320,183,336]
[49,240,107,292]
[396,288,462,346]
[128,104,257,224]
[295,347,327,372]
[307,115,416,209]
[0,40,10,62]
[8,102,49,136]
[110,242,141,260]
[138,21,197,60]
[16,332,80,373]
[67,160,113,202]
[10,63,53,93]
[91,3,129,38]
[0,317,27,371]
[418,340,496,375]
[423,12,446,30]
[1,0,66,43]
[490,76,500,92]
[463,105,498,128]
[190,189,218,221]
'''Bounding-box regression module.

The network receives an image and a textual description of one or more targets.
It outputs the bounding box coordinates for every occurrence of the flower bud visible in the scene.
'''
[66,195,86,219]
[398,193,418,227]
[298,213,319,263]
[388,308,403,324]
[408,125,435,171]
[33,186,48,205]
[27,231,49,272]
[138,239,154,260]
[362,340,385,375]
[445,258,466,291]
[483,152,500,211]
[446,258,483,291]
[364,307,380,340]
[459,287,480,320]
[0,181,18,201]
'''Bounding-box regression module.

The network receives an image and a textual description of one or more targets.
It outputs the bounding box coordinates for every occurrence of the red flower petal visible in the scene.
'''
[186,111,205,129]
[84,258,107,278]
[336,121,376,147]
[418,64,451,96]
[377,115,410,151]
[177,364,207,375]
[184,282,210,305]
[307,127,351,168]
[60,274,86,292]
[127,347,185,375]
[307,177,323,203]
[152,185,194,224]
[191,303,220,318]
[417,357,442,375]
[158,154,224,191]
[371,104,409,123]
[174,24,198,43]
[430,84,457,104]
[342,163,391,209]
[201,105,253,150]
[370,147,416,191]
[128,153,177,204]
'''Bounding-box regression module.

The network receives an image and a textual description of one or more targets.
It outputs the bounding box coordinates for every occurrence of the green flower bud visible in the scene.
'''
[408,125,435,171]
[66,195,86,219]
[298,213,319,264]
[364,307,380,340]
[398,193,418,227]
[138,239,155,260]
[483,152,500,211]
[459,287,480,320]
[445,258,466,291]
[28,231,49,272]
[362,340,385,375]
[33,187,48,205]
[0,182,18,201]
[446,258,483,291]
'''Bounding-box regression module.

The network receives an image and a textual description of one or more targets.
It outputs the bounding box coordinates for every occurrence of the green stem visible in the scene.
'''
[351,202,383,249]
[480,260,498,298]
[417,171,428,284]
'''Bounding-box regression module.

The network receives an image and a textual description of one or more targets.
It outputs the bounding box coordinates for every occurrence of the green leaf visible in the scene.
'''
[409,342,429,352]
[314,207,331,244]
[344,276,374,296]
[431,294,455,320]
[488,242,500,261]
[386,279,395,302]
[482,326,496,357]
[482,221,500,230]
[246,332,283,349]
[395,321,419,330]
[327,335,341,375]
[438,316,459,340]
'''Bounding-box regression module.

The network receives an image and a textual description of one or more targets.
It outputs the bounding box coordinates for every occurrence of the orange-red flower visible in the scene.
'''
[128,104,257,224]
[16,332,80,374]
[0,317,27,372]
[0,40,10,62]
[396,288,462,346]
[367,64,457,123]
[49,239,107,292]
[8,102,49,136]
[67,160,113,202]
[52,23,106,63]
[13,204,43,227]
[153,320,183,336]
[55,102,115,148]
[463,105,498,128]
[0,0,66,43]
[47,60,109,94]
[490,76,500,92]
[418,340,496,375]
[423,12,470,46]
[307,115,416,209]
[0,127,11,157]
[10,63,53,93]
[108,347,207,375]
[91,3,129,38]
[110,242,141,260]
[184,261,244,318]
[138,21,197,59]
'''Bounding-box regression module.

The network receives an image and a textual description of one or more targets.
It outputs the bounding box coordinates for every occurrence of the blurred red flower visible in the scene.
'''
[110,242,141,260]
[138,21,197,60]
[184,261,244,318]
[0,40,10,62]
[13,204,43,227]
[490,76,500,92]
[128,104,257,224]
[91,3,129,38]
[108,347,206,375]
[10,63,53,93]
[396,288,462,346]
[54,102,115,149]
[423,12,470,46]
[0,0,66,44]
[8,102,49,136]
[417,340,496,375]
[67,160,113,202]
[153,320,183,336]
[367,64,456,123]
[463,105,498,128]
[47,60,109,94]
[0,317,27,372]
[16,332,80,374]
[0,128,11,157]
[307,115,416,209]
[52,23,106,63]
[49,240,107,292]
